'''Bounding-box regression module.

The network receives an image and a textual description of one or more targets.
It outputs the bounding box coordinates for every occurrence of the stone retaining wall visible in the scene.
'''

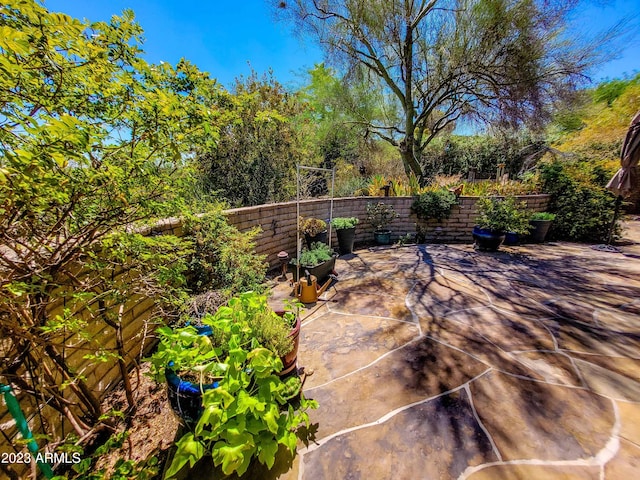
[223,195,550,267]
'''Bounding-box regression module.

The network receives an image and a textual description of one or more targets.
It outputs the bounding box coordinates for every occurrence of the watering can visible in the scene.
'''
[294,270,334,303]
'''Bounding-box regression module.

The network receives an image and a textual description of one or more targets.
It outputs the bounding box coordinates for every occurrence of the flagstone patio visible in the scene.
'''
[190,217,640,479]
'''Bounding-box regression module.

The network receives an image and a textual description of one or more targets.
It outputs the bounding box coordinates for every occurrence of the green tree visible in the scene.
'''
[0,0,218,438]
[198,70,305,206]
[276,0,617,183]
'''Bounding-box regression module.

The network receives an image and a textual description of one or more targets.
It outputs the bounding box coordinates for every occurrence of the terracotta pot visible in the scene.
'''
[276,312,301,377]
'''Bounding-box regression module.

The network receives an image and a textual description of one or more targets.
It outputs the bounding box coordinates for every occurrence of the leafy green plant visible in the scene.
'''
[52,430,159,480]
[149,292,317,478]
[366,202,398,231]
[299,217,327,236]
[538,160,617,242]
[331,217,360,229]
[411,189,457,221]
[475,196,531,234]
[292,242,333,268]
[530,212,556,221]
[0,0,223,442]
[183,209,267,295]
[460,179,540,197]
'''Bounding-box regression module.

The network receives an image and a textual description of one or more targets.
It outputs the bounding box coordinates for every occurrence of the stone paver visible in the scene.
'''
[204,218,640,479]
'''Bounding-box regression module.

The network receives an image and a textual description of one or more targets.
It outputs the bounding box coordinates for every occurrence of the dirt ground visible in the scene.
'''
[96,362,179,476]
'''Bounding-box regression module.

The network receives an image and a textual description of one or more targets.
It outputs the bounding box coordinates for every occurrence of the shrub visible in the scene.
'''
[530,212,556,221]
[475,196,531,234]
[183,209,267,295]
[411,189,457,221]
[331,217,360,229]
[366,202,398,231]
[538,160,617,242]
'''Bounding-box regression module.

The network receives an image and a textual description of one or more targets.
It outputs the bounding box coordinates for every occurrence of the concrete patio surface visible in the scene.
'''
[261,217,640,480]
[184,218,640,479]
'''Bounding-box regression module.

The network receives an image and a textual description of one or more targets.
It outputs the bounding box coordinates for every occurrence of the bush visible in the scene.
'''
[530,212,556,221]
[475,196,531,234]
[366,202,398,231]
[183,209,267,295]
[411,189,457,221]
[539,160,617,242]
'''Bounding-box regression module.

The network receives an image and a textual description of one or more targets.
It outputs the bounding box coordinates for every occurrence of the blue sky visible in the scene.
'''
[45,0,638,90]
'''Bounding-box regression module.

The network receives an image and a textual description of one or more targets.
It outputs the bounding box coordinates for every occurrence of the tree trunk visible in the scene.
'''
[398,138,424,185]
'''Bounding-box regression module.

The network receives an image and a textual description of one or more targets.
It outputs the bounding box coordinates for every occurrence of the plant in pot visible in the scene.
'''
[331,217,359,254]
[411,189,457,243]
[528,212,556,243]
[366,202,398,245]
[299,216,328,249]
[473,196,531,251]
[290,242,337,283]
[150,292,317,478]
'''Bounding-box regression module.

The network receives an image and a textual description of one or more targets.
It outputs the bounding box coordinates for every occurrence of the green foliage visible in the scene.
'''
[331,217,359,229]
[421,132,546,180]
[592,75,640,106]
[293,242,333,268]
[366,202,398,231]
[150,292,317,478]
[460,178,541,197]
[299,216,327,236]
[475,196,531,235]
[0,0,220,441]
[411,190,457,221]
[51,431,159,480]
[198,70,304,206]
[549,75,640,166]
[298,63,383,175]
[183,209,267,295]
[538,160,617,242]
[279,0,593,182]
[530,212,556,221]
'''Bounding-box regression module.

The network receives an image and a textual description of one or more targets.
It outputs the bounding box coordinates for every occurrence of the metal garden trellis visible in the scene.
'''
[295,164,335,283]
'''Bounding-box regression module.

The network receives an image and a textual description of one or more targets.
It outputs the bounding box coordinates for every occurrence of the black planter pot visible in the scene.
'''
[528,220,553,243]
[290,255,337,283]
[472,226,505,251]
[305,230,328,249]
[166,368,218,426]
[336,227,356,254]
[373,230,392,245]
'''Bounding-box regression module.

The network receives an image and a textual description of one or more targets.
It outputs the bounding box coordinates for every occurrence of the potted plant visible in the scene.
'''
[331,217,359,254]
[473,196,531,251]
[411,189,457,243]
[299,216,328,248]
[150,292,316,478]
[366,202,398,245]
[290,242,337,283]
[528,212,556,243]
